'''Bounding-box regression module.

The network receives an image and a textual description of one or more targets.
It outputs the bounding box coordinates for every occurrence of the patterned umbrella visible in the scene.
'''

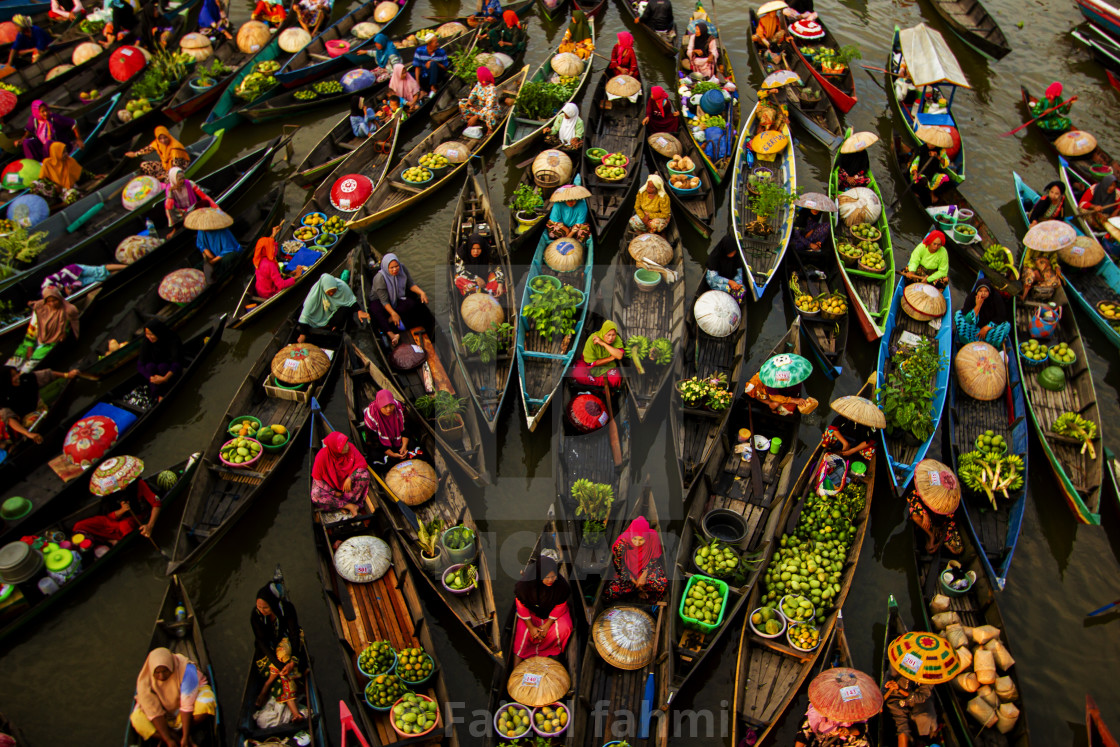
[122,175,160,211]
[158,268,206,303]
[794,192,838,212]
[330,174,374,212]
[7,194,49,227]
[808,667,883,722]
[89,455,145,495]
[915,125,955,149]
[888,631,961,684]
[789,19,825,39]
[762,70,802,89]
[759,353,813,388]
[1023,219,1075,252]
[271,343,330,384]
[63,415,119,468]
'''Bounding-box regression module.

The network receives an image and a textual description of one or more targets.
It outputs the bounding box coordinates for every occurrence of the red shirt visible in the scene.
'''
[254,258,297,299]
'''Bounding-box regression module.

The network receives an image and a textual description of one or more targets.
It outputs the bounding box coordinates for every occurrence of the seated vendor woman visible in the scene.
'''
[544,103,584,151]
[297,274,368,343]
[822,408,878,461]
[130,648,217,745]
[253,225,306,299]
[1019,255,1061,302]
[369,253,433,346]
[604,517,668,603]
[487,10,527,56]
[7,286,79,373]
[630,174,670,234]
[454,232,505,296]
[1078,173,1119,230]
[608,32,639,79]
[954,278,1010,347]
[74,457,162,543]
[745,354,817,417]
[902,230,949,287]
[31,142,99,205]
[311,431,371,518]
[1028,180,1067,226]
[458,66,503,133]
[574,320,624,389]
[686,22,718,79]
[251,582,306,723]
[794,703,870,747]
[836,133,872,189]
[137,321,184,400]
[513,554,573,663]
[546,182,592,241]
[127,126,191,183]
[907,467,962,555]
[642,85,679,135]
[882,667,938,747]
[909,142,954,204]
[0,365,77,446]
[791,205,829,254]
[558,10,593,59]
[705,235,745,302]
[1029,81,1073,135]
[363,388,419,466]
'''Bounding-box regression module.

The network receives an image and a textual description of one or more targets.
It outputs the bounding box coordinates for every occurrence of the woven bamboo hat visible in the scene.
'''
[271,342,330,384]
[1023,219,1075,252]
[647,132,682,157]
[551,184,590,202]
[550,52,583,77]
[954,342,1006,401]
[434,141,470,163]
[794,192,837,212]
[1054,129,1097,157]
[374,1,399,22]
[184,207,233,231]
[1058,235,1105,268]
[830,395,885,429]
[628,233,672,265]
[507,657,570,707]
[757,0,788,13]
[840,131,878,154]
[606,74,640,98]
[808,668,883,722]
[915,125,955,149]
[900,283,946,322]
[386,459,438,506]
[888,631,961,684]
[913,459,961,515]
[592,605,657,670]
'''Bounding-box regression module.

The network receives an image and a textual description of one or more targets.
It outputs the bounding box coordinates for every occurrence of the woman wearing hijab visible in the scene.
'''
[744,355,816,417]
[137,320,184,399]
[637,0,674,33]
[6,15,52,67]
[0,365,76,447]
[388,63,422,110]
[7,286,79,373]
[605,516,668,603]
[513,555,573,661]
[251,582,305,722]
[454,232,504,296]
[1029,81,1073,135]
[293,0,329,35]
[297,274,367,342]
[48,0,84,22]
[954,278,1011,348]
[642,86,679,134]
[369,253,432,345]
[705,235,745,302]
[487,10,527,56]
[687,22,718,79]
[348,94,379,137]
[903,230,950,287]
[198,0,232,37]
[630,174,670,233]
[254,225,305,299]
[1078,173,1119,231]
[559,9,593,59]
[459,66,502,132]
[794,704,870,747]
[73,458,163,542]
[608,32,639,79]
[127,126,192,182]
[311,432,371,517]
[1028,180,1067,225]
[412,36,449,95]
[909,141,953,204]
[836,136,871,189]
[165,167,217,229]
[18,100,81,160]
[574,320,624,388]
[129,647,217,745]
[822,411,877,461]
[31,141,96,204]
[791,205,829,254]
[546,182,591,241]
[363,389,417,465]
[544,103,584,151]
[362,33,402,80]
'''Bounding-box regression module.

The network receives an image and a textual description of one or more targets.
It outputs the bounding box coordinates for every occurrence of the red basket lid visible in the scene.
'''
[325,39,350,57]
[330,173,373,212]
[567,393,607,433]
[109,45,147,82]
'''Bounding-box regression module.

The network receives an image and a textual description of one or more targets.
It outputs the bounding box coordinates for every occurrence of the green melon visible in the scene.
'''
[156,470,178,491]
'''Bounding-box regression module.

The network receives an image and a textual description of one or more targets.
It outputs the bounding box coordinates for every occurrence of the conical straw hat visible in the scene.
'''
[647,132,681,157]
[795,192,837,212]
[913,459,961,515]
[1023,219,1075,252]
[808,667,884,722]
[1054,129,1097,157]
[915,125,954,149]
[888,632,961,684]
[592,605,656,670]
[1058,235,1105,268]
[89,455,144,495]
[184,207,233,230]
[551,184,590,202]
[271,342,330,384]
[507,656,570,707]
[628,232,672,265]
[386,459,438,506]
[830,395,885,429]
[606,74,640,98]
[954,342,1006,401]
[840,131,878,154]
[757,0,788,13]
[901,283,946,322]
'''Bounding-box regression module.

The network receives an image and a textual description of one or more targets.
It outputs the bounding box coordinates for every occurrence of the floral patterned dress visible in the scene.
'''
[459,82,501,131]
[604,540,668,603]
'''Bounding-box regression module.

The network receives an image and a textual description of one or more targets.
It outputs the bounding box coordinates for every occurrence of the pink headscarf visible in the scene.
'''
[363,389,405,447]
[1045,81,1062,99]
[650,85,669,117]
[312,431,367,492]
[617,31,634,48]
[388,63,419,101]
[476,66,495,85]
[31,100,54,144]
[614,516,663,578]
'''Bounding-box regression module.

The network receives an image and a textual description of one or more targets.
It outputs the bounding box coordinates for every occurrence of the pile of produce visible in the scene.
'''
[230,418,259,437]
[393,693,438,735]
[693,112,725,130]
[444,563,477,591]
[876,337,946,443]
[820,294,847,316]
[419,153,449,169]
[794,293,818,314]
[358,640,396,675]
[402,166,433,183]
[602,152,627,168]
[691,80,722,96]
[0,82,23,95]
[676,372,732,411]
[668,154,694,172]
[750,606,784,635]
[1096,299,1120,320]
[624,335,672,374]
[396,646,434,683]
[788,622,820,650]
[781,594,814,622]
[669,174,701,190]
[1053,411,1098,458]
[1047,340,1076,366]
[596,163,627,181]
[849,223,880,254]
[302,213,326,227]
[78,17,106,34]
[313,79,344,95]
[681,577,725,627]
[313,232,336,247]
[294,89,318,100]
[294,225,318,241]
[555,74,579,88]
[254,423,288,446]
[221,436,261,465]
[121,97,154,120]
[586,147,607,160]
[747,169,773,190]
[957,431,1023,508]
[982,243,1014,275]
[495,703,531,738]
[533,704,569,735]
[514,80,576,120]
[79,89,101,101]
[692,537,741,577]
[0,219,17,233]
[235,60,280,100]
[365,673,405,708]
[1019,339,1047,363]
[442,525,474,552]
[522,280,582,339]
[955,224,977,241]
[321,215,346,233]
[859,250,886,272]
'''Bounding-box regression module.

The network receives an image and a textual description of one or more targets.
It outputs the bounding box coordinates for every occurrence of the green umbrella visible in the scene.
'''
[758,353,813,388]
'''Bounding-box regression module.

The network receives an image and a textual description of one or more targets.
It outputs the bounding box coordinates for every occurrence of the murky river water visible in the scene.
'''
[1,0,1119,743]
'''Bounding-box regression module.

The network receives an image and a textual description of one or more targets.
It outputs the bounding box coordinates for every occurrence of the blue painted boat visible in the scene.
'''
[876,279,952,495]
[1013,169,1120,349]
[516,221,594,432]
[0,0,48,21]
[946,273,1030,590]
[1076,0,1120,40]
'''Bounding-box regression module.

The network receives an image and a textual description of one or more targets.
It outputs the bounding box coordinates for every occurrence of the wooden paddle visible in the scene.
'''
[602,381,623,468]
[1072,198,1120,219]
[1086,598,1120,617]
[999,96,1077,137]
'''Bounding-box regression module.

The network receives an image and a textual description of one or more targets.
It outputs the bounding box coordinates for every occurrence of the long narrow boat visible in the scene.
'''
[0,452,199,646]
[516,220,594,431]
[235,566,329,747]
[230,112,401,328]
[0,317,226,544]
[1014,171,1120,349]
[1088,694,1119,747]
[666,324,800,706]
[0,35,131,117]
[348,67,528,231]
[445,166,517,432]
[947,274,1030,590]
[572,486,670,747]
[646,130,715,237]
[785,251,849,380]
[891,133,1022,296]
[572,0,605,16]
[341,346,501,659]
[1059,153,1120,262]
[1077,0,1120,37]
[676,12,738,183]
[1019,85,1116,185]
[3,52,130,136]
[166,267,352,574]
[617,0,677,55]
[669,276,746,491]
[876,280,952,495]
[732,377,876,746]
[501,28,593,159]
[0,374,73,486]
[787,14,858,114]
[922,0,1010,59]
[887,23,971,182]
[584,69,646,236]
[1071,23,1120,85]
[731,102,797,301]
[536,0,568,21]
[829,128,896,341]
[309,410,462,747]
[123,575,221,747]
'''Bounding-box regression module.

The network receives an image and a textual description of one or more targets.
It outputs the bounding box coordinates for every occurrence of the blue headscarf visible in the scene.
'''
[196,227,239,258]
[372,34,398,69]
[199,0,222,28]
[299,274,357,327]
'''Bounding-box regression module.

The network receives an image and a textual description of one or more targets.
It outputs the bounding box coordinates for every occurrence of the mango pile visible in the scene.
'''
[795,294,819,313]
[402,166,432,183]
[396,646,433,684]
[365,673,404,707]
[255,423,288,446]
[750,605,784,636]
[495,703,531,738]
[1048,341,1076,366]
[788,622,821,651]
[221,437,261,465]
[533,704,569,735]
[692,537,740,577]
[682,577,725,626]
[419,153,449,169]
[393,693,437,735]
[1019,339,1048,363]
[358,640,396,675]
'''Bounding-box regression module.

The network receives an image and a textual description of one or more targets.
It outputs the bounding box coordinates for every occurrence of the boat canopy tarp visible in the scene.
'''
[899,23,972,89]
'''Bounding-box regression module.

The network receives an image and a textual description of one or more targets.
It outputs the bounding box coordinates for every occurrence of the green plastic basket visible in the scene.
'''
[678,574,729,634]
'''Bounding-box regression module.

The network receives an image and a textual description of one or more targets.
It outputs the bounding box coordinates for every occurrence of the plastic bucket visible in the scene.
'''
[701,509,748,544]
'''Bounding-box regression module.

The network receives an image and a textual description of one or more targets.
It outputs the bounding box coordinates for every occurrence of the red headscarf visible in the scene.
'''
[502,9,519,27]
[1045,81,1062,99]
[312,431,367,492]
[476,66,495,85]
[650,85,669,117]
[617,31,634,48]
[252,236,278,268]
[922,229,946,248]
[615,516,662,578]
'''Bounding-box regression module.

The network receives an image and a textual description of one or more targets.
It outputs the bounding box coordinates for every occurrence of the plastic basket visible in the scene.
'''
[260,430,291,453]
[227,415,261,437]
[1018,342,1048,369]
[669,182,700,195]
[397,652,436,688]
[678,574,729,633]
[219,437,263,469]
[530,702,571,738]
[301,211,327,226]
[356,647,397,679]
[493,702,532,740]
[1047,347,1077,368]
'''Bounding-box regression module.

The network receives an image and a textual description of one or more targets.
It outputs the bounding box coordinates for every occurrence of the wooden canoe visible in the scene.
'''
[123,576,222,747]
[1088,694,1120,747]
[947,274,1030,589]
[584,68,646,237]
[676,14,739,184]
[876,280,952,496]
[572,0,606,17]
[1013,171,1120,349]
[340,343,501,663]
[0,317,226,544]
[348,66,528,231]
[0,452,200,646]
[669,276,746,492]
[732,377,876,746]
[571,486,671,747]
[0,373,73,486]
[503,152,579,253]
[646,131,715,237]
[1019,85,1117,185]
[731,101,798,301]
[785,250,849,379]
[618,0,678,55]
[230,112,401,329]
[536,0,568,21]
[445,165,517,432]
[166,268,351,574]
[891,133,1022,295]
[1071,23,1120,87]
[829,127,896,341]
[787,14,858,114]
[923,0,1010,59]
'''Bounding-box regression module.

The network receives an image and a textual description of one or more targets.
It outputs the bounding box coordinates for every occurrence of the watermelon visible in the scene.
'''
[156,470,178,491]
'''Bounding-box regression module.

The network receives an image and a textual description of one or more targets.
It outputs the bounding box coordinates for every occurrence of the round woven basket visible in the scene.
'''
[532,149,573,189]
[954,342,1006,402]
[544,238,584,273]
[550,52,583,78]
[628,232,672,266]
[507,657,570,707]
[900,283,945,322]
[461,292,505,333]
[592,605,656,671]
[648,132,682,157]
[1058,235,1105,269]
[434,141,470,163]
[386,459,438,506]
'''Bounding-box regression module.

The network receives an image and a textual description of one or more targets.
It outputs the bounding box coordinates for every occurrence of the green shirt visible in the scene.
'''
[906,242,949,283]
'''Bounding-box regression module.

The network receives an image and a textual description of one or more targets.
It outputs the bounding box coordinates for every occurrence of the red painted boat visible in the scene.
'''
[1088,694,1120,747]
[787,15,858,114]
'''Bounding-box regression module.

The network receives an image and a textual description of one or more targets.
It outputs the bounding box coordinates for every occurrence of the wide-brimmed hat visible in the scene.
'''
[1058,235,1105,268]
[551,184,590,202]
[915,125,955,148]
[840,131,878,154]
[757,0,788,14]
[913,459,961,515]
[606,74,640,98]
[271,342,330,384]
[1054,129,1097,157]
[794,192,837,212]
[888,631,961,684]
[89,455,145,496]
[1023,219,1075,252]
[184,207,233,231]
[759,353,812,388]
[808,667,884,722]
[830,395,885,429]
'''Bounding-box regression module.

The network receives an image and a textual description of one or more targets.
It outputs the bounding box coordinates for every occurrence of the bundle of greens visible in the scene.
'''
[1053,412,1098,459]
[461,321,513,363]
